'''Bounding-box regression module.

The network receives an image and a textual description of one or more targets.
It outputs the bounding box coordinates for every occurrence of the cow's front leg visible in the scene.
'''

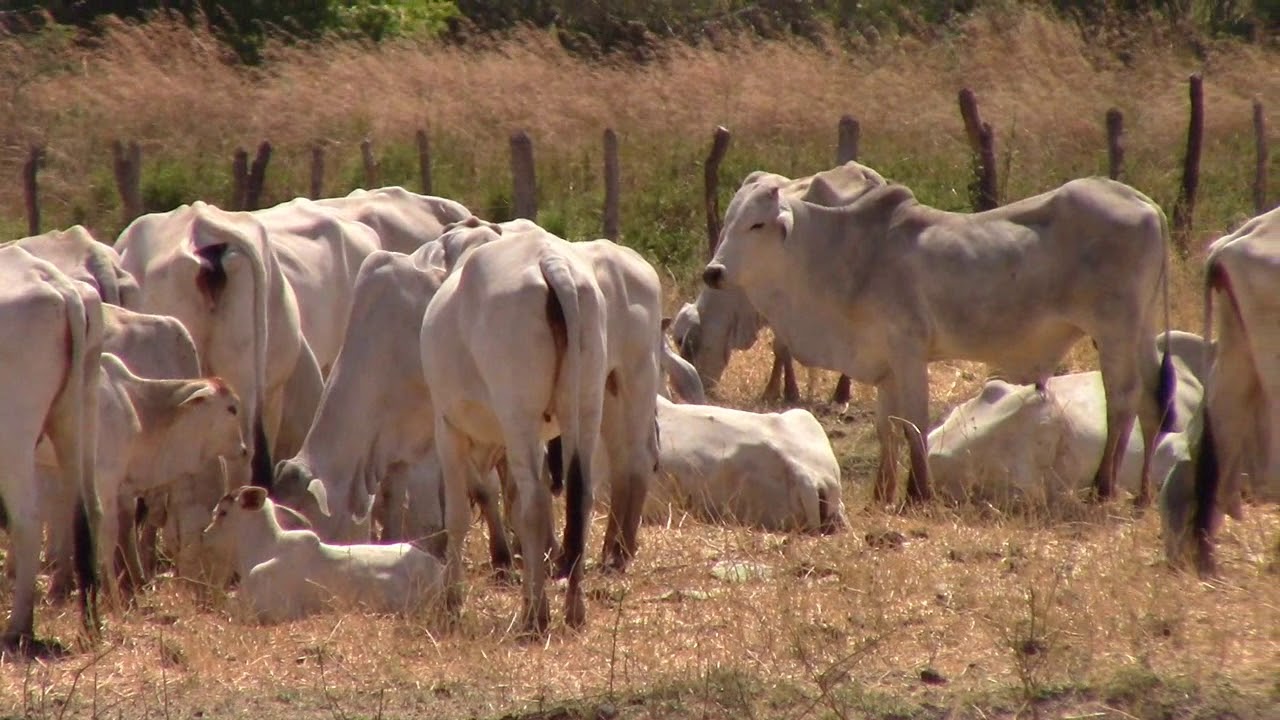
[873,382,900,505]
[897,364,933,505]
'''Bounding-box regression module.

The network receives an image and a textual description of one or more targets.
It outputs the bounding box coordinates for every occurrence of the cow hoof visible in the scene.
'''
[491,565,520,586]
[1,634,70,660]
[444,586,465,617]
[519,600,551,638]
[565,595,587,630]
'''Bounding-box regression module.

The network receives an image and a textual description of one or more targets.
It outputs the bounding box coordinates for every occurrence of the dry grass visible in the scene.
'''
[2,7,1279,719]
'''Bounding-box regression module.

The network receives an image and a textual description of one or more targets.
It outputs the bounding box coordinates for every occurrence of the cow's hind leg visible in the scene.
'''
[1094,346,1142,503]
[897,365,933,505]
[433,417,478,623]
[504,439,554,636]
[2,460,61,656]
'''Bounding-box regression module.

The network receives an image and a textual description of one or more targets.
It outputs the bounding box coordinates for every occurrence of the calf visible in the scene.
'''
[202,486,443,623]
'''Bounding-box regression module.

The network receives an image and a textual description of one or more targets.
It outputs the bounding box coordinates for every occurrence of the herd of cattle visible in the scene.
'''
[0,160,1275,653]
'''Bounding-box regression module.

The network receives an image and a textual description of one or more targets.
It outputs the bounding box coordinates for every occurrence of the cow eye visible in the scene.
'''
[228,406,238,416]
[749,222,765,230]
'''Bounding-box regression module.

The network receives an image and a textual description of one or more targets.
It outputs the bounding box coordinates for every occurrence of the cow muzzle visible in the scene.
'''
[702,264,726,289]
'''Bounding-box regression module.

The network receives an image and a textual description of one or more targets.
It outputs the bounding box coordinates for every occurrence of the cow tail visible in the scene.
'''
[1190,410,1220,577]
[66,283,103,636]
[216,225,272,489]
[540,255,589,579]
[1153,204,1177,433]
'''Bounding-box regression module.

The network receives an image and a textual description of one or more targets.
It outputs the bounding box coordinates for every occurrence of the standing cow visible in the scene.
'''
[1170,206,1280,575]
[0,246,104,654]
[704,172,1176,507]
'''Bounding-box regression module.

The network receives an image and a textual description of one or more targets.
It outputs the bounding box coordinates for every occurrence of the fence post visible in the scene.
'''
[246,141,272,211]
[602,128,621,241]
[22,145,44,236]
[416,129,432,196]
[231,149,249,210]
[704,126,731,260]
[308,143,325,200]
[361,137,379,189]
[836,114,860,164]
[1172,73,1204,254]
[1105,108,1125,181]
[510,130,537,220]
[830,116,861,405]
[112,139,143,226]
[958,88,998,211]
[1254,96,1269,214]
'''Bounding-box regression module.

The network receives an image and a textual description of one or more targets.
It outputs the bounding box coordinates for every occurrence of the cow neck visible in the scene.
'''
[234,504,290,575]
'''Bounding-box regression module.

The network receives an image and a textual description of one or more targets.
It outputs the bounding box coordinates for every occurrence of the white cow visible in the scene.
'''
[646,395,846,533]
[422,228,660,635]
[672,162,885,402]
[272,244,513,576]
[1167,207,1280,574]
[12,225,140,308]
[929,332,1208,509]
[116,201,319,490]
[202,486,443,623]
[37,354,247,597]
[250,198,382,373]
[314,186,471,253]
[0,246,104,653]
[705,173,1176,507]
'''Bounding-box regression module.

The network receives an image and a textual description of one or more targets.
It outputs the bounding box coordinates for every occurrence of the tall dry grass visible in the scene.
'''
[0,7,1275,263]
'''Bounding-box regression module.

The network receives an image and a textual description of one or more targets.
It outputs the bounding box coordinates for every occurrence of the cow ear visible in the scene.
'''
[306,478,332,517]
[238,486,268,511]
[777,200,794,241]
[179,382,218,407]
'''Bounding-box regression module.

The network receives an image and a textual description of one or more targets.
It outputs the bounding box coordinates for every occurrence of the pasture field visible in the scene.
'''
[1,5,1279,718]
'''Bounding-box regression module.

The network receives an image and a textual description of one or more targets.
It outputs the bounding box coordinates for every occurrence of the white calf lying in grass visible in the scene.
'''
[202,486,443,623]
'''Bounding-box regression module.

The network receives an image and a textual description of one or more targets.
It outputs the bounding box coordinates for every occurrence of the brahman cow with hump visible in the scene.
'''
[12,225,141,308]
[929,331,1208,510]
[314,186,471,253]
[673,162,885,403]
[0,246,104,654]
[646,395,845,533]
[421,225,660,635]
[117,200,372,490]
[272,242,514,575]
[704,172,1176,507]
[1167,206,1280,575]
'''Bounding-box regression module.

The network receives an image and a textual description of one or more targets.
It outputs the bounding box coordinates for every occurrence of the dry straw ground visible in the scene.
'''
[1,6,1279,719]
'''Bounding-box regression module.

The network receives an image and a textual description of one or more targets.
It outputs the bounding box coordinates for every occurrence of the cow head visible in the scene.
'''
[272,459,332,519]
[704,184,792,292]
[272,459,372,541]
[670,291,766,393]
[169,377,249,475]
[202,485,270,552]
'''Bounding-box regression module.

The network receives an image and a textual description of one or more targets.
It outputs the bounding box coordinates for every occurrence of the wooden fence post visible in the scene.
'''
[309,143,325,199]
[361,137,379,189]
[1172,73,1204,254]
[416,129,432,196]
[510,130,537,220]
[602,128,620,241]
[246,141,272,211]
[830,116,859,405]
[958,88,998,211]
[836,114,860,165]
[231,149,249,210]
[112,139,143,226]
[22,145,44,236]
[704,126,731,260]
[1254,97,1269,214]
[1105,108,1125,181]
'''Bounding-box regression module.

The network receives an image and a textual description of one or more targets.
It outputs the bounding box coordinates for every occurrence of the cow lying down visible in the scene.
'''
[641,396,847,534]
[928,331,1208,509]
[202,486,443,623]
